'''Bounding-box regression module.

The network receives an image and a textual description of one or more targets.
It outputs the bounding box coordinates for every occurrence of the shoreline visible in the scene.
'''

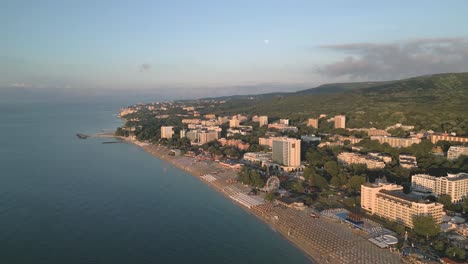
[103,136,319,263]
[95,135,402,263]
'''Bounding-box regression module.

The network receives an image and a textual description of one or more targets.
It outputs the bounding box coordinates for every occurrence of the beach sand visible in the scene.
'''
[97,135,402,264]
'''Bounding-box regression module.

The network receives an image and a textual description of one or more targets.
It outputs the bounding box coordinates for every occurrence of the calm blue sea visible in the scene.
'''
[0,98,311,264]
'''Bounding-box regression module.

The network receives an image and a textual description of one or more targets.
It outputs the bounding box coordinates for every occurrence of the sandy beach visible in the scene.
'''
[98,135,402,264]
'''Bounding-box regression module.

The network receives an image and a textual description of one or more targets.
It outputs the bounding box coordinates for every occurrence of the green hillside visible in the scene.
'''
[206,73,468,135]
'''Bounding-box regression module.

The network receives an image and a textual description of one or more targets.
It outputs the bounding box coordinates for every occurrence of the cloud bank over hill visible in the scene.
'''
[318,38,468,81]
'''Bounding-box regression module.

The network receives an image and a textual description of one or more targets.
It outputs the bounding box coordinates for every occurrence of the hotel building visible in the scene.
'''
[411,173,468,203]
[272,137,301,167]
[361,181,443,228]
[160,126,174,139]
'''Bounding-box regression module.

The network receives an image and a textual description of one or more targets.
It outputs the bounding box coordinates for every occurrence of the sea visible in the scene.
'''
[0,95,312,264]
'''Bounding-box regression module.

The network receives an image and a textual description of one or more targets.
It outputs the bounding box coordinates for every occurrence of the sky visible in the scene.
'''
[2,0,468,98]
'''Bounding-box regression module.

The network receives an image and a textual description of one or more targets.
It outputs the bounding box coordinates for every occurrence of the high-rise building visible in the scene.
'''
[180,129,186,138]
[412,173,468,203]
[334,115,346,129]
[307,118,318,129]
[161,126,174,139]
[361,180,402,212]
[229,118,240,128]
[361,181,443,228]
[447,146,468,161]
[272,137,301,167]
[259,116,268,126]
[197,131,219,145]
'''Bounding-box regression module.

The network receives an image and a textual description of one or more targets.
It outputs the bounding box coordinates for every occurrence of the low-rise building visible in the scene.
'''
[279,119,289,125]
[301,135,321,143]
[399,154,418,169]
[447,146,468,161]
[218,138,250,151]
[268,123,298,132]
[370,136,421,148]
[259,137,273,148]
[243,152,272,165]
[427,133,468,144]
[182,118,201,124]
[337,152,386,170]
[368,152,392,164]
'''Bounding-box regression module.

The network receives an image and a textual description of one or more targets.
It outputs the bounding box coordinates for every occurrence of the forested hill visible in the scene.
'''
[201,72,468,135]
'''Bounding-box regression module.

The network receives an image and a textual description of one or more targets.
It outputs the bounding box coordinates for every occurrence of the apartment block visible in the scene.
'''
[307,118,319,129]
[428,134,468,144]
[370,136,421,148]
[259,116,268,126]
[160,126,174,139]
[337,152,386,170]
[334,115,346,129]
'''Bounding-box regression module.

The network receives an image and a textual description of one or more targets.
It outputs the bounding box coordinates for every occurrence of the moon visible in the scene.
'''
[264,39,269,45]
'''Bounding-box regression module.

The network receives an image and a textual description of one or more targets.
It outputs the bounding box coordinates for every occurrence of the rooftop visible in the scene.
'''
[378,189,434,204]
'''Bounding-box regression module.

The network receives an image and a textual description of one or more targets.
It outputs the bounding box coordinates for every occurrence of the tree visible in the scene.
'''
[304,167,328,189]
[412,215,440,240]
[265,192,277,201]
[347,175,365,193]
[292,181,304,194]
[445,246,466,261]
[463,198,468,213]
[438,195,452,209]
[324,161,339,178]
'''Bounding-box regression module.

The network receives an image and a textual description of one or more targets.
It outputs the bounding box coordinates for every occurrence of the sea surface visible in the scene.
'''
[0,98,312,264]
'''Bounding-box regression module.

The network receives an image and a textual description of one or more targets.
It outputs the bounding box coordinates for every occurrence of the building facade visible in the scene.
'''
[412,173,468,203]
[370,136,421,148]
[337,152,386,170]
[272,137,301,167]
[428,134,468,144]
[307,118,318,129]
[361,181,444,228]
[447,146,468,161]
[161,126,174,139]
[259,116,268,126]
[334,115,346,129]
[229,118,240,128]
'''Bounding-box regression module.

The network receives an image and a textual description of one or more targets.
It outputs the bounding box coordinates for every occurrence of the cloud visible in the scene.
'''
[139,63,151,72]
[317,38,468,80]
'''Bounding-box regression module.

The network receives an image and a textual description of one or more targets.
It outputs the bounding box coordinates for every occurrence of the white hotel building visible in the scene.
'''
[412,173,468,203]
